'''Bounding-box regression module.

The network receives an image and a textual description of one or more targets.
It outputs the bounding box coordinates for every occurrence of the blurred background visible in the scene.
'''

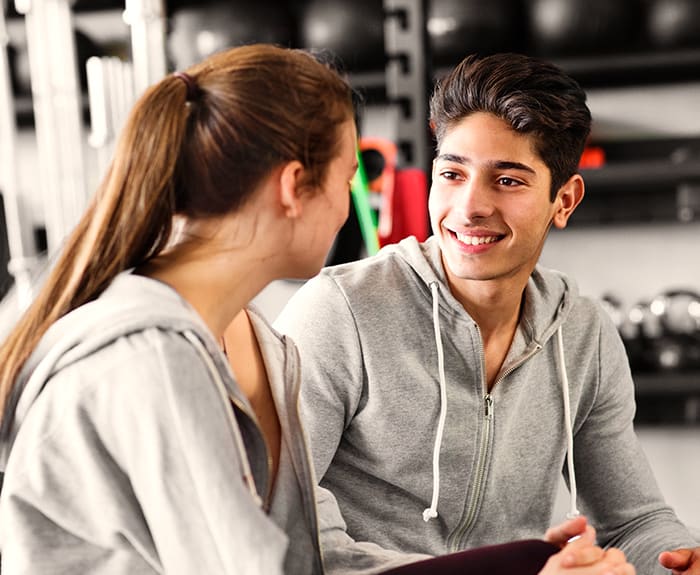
[0,0,698,525]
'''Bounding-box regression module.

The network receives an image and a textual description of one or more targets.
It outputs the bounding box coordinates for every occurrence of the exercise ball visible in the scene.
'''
[168,1,295,70]
[647,0,700,49]
[296,0,384,71]
[427,0,522,68]
[650,289,700,336]
[527,0,642,56]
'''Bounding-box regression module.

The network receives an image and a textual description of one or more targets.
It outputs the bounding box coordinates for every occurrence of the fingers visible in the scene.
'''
[540,543,636,575]
[601,548,635,574]
[559,531,604,568]
[578,525,598,546]
[545,515,591,547]
[582,548,635,575]
[658,548,693,570]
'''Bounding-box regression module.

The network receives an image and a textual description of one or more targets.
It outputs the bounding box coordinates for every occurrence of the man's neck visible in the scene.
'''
[448,275,526,339]
[446,273,529,390]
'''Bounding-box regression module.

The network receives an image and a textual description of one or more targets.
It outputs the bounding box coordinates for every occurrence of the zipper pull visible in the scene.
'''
[484,394,493,419]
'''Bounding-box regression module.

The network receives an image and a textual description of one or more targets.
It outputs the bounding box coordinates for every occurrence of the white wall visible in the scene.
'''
[541,222,700,308]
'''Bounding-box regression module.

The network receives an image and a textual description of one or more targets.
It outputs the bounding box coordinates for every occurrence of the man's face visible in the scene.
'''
[429,112,562,289]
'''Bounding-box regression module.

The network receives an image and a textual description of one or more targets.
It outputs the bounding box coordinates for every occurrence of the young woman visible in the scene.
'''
[0,43,634,575]
[0,43,356,574]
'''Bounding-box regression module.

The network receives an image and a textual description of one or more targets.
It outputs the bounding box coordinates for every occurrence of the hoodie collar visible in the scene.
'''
[392,235,578,349]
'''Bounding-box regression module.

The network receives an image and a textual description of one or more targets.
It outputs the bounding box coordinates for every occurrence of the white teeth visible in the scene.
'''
[455,232,498,246]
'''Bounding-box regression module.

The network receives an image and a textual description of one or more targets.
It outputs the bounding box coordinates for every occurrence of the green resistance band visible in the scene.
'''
[351,149,380,256]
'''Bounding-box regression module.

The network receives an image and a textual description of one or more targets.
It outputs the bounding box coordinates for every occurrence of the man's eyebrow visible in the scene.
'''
[492,160,536,175]
[436,153,467,164]
[435,153,536,175]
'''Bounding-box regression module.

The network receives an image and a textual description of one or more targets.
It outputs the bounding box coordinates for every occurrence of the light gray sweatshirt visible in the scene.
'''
[275,235,698,575]
[0,273,324,574]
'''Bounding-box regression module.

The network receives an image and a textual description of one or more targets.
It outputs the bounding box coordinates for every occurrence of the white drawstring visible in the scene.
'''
[556,325,579,519]
[422,287,578,523]
[423,282,448,522]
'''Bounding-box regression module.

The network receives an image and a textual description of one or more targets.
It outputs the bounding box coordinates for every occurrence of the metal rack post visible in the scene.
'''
[383,0,430,172]
[123,0,166,97]
[15,0,87,256]
[0,6,35,310]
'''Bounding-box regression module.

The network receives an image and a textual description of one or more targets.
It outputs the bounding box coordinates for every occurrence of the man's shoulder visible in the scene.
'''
[320,245,410,291]
[323,236,434,286]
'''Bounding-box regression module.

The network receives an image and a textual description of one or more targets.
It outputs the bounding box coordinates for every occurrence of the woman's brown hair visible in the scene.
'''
[0,43,353,428]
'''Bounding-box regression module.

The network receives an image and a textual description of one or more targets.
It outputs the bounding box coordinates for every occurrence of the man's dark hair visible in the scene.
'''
[430,53,592,199]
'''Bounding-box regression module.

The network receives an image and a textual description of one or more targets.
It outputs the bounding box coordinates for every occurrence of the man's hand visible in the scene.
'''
[659,547,700,574]
[542,516,635,574]
[540,538,635,575]
[545,515,595,548]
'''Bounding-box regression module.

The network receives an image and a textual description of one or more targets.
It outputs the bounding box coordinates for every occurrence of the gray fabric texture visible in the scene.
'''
[275,235,698,575]
[0,272,322,575]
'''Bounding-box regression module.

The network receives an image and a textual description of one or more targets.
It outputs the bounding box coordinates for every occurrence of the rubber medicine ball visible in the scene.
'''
[647,0,700,49]
[427,0,522,68]
[168,1,295,70]
[296,0,385,71]
[527,0,642,56]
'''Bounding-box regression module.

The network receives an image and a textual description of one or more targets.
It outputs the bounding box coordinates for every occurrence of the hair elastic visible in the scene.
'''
[173,71,198,102]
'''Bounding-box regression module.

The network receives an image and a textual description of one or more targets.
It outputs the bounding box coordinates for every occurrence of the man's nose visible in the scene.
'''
[458,177,493,220]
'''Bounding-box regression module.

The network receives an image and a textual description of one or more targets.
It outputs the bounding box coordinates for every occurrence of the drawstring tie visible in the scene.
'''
[423,282,448,522]
[556,325,580,518]
[421,286,579,523]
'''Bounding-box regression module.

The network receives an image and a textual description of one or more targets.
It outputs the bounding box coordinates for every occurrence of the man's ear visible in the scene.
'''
[552,174,585,229]
[278,160,305,219]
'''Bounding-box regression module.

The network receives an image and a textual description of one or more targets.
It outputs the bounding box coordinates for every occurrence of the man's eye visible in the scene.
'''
[497,176,521,186]
[439,170,459,180]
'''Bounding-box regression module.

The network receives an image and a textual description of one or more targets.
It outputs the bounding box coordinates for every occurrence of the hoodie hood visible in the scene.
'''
[0,273,238,470]
[386,235,581,522]
[389,235,578,346]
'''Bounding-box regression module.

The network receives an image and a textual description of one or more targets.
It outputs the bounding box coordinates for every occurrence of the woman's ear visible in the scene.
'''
[278,161,305,219]
[552,174,585,229]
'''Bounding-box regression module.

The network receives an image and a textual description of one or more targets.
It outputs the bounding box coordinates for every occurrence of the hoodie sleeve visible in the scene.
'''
[276,274,431,575]
[276,273,364,479]
[0,329,287,575]
[569,305,698,573]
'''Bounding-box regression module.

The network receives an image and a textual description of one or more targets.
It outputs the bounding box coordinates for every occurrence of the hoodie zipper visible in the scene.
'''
[446,393,493,551]
[446,336,544,551]
[183,330,270,508]
[283,337,325,571]
[228,393,275,511]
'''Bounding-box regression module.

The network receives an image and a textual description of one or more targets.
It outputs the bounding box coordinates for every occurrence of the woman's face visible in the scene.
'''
[294,118,358,278]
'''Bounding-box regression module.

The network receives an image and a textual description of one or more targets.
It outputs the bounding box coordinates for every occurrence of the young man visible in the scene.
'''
[275,53,699,575]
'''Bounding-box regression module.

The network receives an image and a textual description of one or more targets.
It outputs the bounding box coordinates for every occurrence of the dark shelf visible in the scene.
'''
[634,371,700,395]
[581,160,700,193]
[634,371,700,425]
[551,48,700,88]
[434,48,700,90]
[570,137,700,224]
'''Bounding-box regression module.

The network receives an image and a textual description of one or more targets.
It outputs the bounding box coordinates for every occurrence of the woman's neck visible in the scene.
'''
[138,244,275,341]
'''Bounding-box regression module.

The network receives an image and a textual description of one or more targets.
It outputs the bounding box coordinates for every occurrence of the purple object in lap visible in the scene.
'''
[380,539,559,575]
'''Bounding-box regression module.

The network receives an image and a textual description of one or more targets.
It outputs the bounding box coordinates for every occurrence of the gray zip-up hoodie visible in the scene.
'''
[0,272,324,574]
[275,235,698,575]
